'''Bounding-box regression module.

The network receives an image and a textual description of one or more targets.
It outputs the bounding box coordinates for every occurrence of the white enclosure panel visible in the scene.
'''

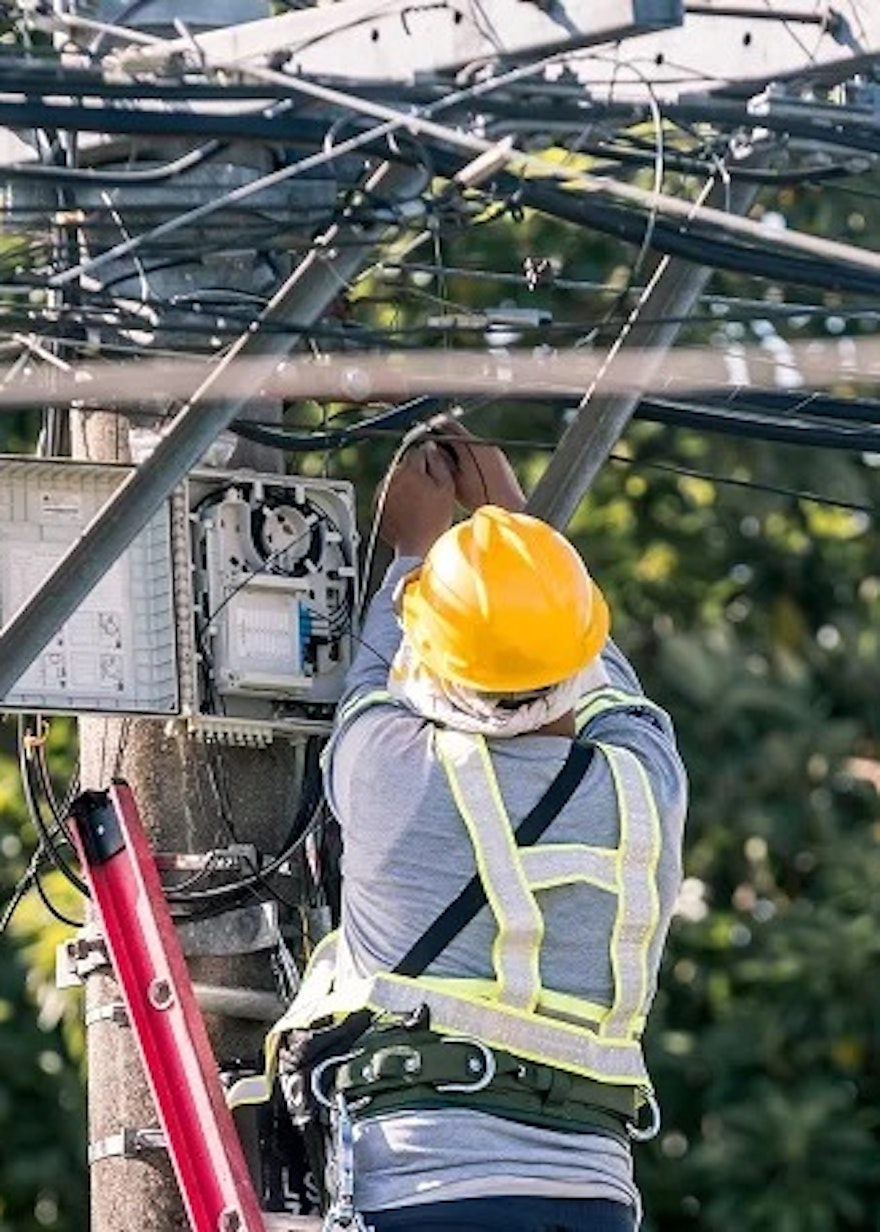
[0,457,178,715]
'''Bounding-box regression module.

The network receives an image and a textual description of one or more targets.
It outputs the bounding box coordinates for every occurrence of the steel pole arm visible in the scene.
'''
[527,175,760,529]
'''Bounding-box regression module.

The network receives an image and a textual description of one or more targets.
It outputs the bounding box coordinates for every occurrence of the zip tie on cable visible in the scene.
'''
[23,720,50,760]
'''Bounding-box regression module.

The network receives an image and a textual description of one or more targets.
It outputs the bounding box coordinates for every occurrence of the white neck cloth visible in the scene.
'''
[388,637,610,737]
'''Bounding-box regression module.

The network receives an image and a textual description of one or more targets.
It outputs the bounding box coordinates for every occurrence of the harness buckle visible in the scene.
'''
[322,1092,368,1231]
[436,1036,497,1093]
[626,1090,661,1142]
[311,1049,366,1110]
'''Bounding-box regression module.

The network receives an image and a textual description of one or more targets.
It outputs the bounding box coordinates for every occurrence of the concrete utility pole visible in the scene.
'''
[57,3,375,1229]
[74,406,299,1232]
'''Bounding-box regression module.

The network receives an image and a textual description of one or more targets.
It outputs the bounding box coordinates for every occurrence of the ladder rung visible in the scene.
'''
[261,1216,322,1231]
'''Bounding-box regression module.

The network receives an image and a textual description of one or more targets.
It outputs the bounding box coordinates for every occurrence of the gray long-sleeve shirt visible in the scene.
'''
[323,556,688,1214]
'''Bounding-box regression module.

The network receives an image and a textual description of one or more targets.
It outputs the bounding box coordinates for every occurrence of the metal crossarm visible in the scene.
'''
[69,783,267,1232]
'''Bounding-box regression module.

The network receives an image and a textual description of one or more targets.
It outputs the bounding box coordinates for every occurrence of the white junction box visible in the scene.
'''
[185,470,359,730]
[0,456,178,715]
[0,455,361,737]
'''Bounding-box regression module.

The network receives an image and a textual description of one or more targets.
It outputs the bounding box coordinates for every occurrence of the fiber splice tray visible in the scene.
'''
[183,469,359,739]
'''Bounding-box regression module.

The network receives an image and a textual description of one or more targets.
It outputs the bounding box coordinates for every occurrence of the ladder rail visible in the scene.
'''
[70,782,267,1232]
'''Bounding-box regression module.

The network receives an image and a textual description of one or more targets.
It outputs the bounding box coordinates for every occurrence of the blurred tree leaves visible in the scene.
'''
[0,414,86,1232]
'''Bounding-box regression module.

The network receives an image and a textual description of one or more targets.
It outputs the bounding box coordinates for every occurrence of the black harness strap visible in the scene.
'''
[395,739,594,978]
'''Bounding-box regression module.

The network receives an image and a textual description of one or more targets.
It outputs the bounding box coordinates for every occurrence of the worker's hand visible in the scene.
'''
[432,416,526,514]
[378,441,457,557]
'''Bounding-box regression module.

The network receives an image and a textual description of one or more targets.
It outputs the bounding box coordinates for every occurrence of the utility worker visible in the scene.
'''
[275,424,687,1232]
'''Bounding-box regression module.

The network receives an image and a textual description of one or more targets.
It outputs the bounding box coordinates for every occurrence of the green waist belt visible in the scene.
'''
[331,1025,639,1140]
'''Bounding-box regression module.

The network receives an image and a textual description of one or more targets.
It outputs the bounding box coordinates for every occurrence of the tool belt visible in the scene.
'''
[315,1021,639,1140]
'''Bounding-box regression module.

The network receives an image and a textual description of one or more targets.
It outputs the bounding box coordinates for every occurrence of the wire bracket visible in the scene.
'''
[88,1127,167,1166]
[84,1001,129,1028]
[56,930,111,988]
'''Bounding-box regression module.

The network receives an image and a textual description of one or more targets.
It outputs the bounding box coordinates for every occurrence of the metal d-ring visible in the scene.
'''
[310,1048,365,1110]
[436,1036,497,1093]
[626,1090,661,1142]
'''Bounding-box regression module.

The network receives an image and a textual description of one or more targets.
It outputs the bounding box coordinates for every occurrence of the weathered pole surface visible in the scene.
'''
[67,3,302,1228]
[74,407,300,1231]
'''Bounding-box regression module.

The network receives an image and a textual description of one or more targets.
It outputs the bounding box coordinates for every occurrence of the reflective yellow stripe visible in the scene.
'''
[336,689,394,726]
[365,973,649,1087]
[519,843,617,893]
[414,974,626,1032]
[538,987,645,1035]
[598,744,661,1040]
[433,732,660,1081]
[270,930,341,1034]
[437,730,543,1012]
[575,688,667,733]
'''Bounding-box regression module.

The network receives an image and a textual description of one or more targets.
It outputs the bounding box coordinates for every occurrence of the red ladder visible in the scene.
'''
[70,781,270,1232]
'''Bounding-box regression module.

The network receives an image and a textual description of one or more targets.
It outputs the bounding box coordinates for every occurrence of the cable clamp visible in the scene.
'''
[88,1127,166,1165]
[84,1001,129,1028]
[56,930,110,988]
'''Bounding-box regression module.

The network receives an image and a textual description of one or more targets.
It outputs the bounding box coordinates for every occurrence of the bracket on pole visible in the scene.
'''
[89,1127,167,1166]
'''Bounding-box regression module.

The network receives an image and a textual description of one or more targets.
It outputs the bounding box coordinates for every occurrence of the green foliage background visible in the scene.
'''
[0,414,87,1232]
[3,170,880,1231]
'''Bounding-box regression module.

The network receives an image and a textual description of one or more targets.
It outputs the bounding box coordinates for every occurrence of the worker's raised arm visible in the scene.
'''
[336,441,456,707]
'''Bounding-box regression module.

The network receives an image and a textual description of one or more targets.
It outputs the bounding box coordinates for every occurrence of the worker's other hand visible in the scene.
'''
[378,441,457,557]
[432,416,526,514]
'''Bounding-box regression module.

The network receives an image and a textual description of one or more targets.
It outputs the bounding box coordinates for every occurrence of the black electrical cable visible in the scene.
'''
[555,137,860,187]
[6,54,880,165]
[637,396,880,451]
[226,376,880,456]
[606,450,876,516]
[0,63,306,104]
[7,89,880,299]
[688,387,880,424]
[319,422,877,516]
[230,395,444,453]
[17,719,89,897]
[494,175,880,299]
[3,140,225,186]
[31,865,83,929]
[0,847,45,934]
[0,95,334,147]
[32,735,80,850]
[164,735,326,911]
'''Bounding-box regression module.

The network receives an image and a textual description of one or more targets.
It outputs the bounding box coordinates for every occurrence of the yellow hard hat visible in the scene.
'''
[398,505,609,693]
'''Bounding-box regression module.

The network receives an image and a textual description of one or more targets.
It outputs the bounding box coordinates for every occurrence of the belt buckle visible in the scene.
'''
[436,1036,497,1093]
